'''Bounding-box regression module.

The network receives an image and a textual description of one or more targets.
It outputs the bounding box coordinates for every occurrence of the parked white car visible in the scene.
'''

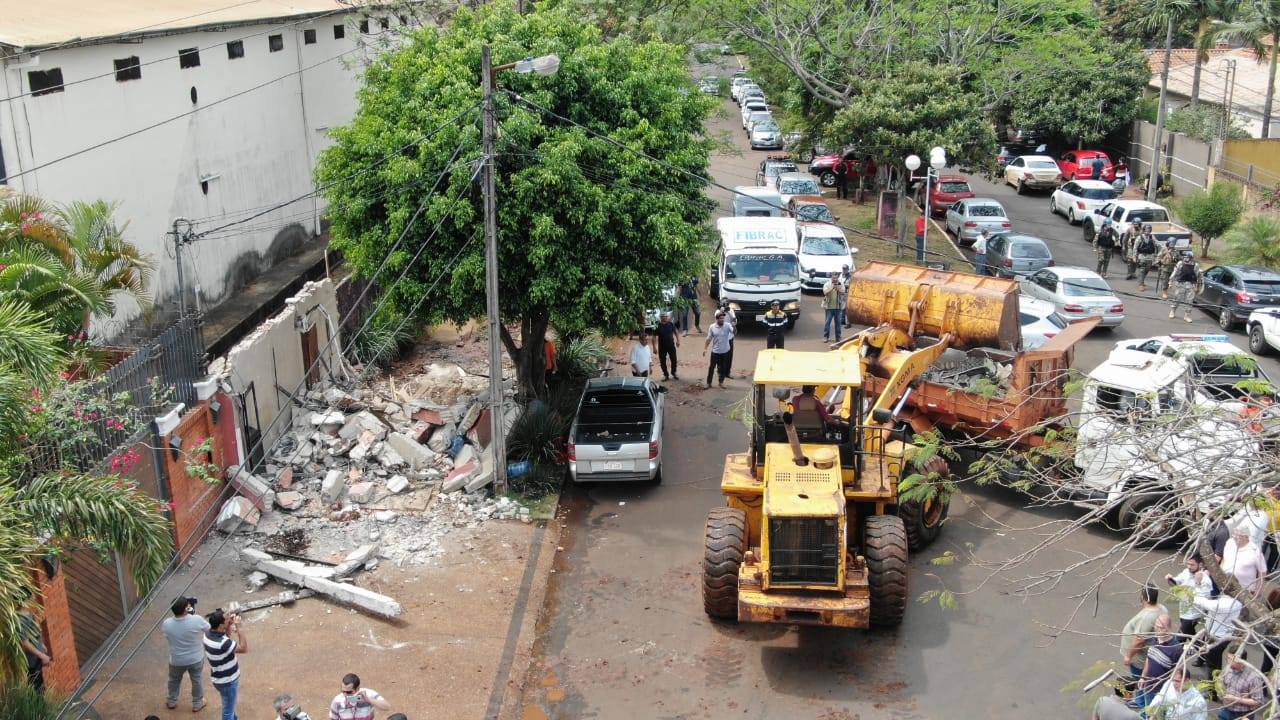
[741,99,768,128]
[797,224,856,291]
[749,120,782,149]
[1019,295,1068,349]
[1018,266,1125,329]
[1248,308,1280,356]
[1049,180,1118,225]
[1004,155,1062,194]
[773,172,822,206]
[730,77,755,101]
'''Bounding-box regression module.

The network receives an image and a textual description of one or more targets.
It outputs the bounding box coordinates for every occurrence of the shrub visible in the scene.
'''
[0,684,64,720]
[555,334,609,383]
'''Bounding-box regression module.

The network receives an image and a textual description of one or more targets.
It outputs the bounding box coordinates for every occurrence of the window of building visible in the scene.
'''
[28,69,64,96]
[178,47,200,68]
[398,13,408,25]
[268,34,284,52]
[114,56,141,82]
[303,28,316,44]
[227,40,244,59]
[359,19,370,33]
[333,24,345,39]
[378,17,388,29]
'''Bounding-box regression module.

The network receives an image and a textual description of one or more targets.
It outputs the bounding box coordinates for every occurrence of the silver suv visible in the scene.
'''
[567,377,665,483]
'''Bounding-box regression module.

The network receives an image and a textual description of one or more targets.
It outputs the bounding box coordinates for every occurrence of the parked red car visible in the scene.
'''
[1057,150,1114,182]
[919,175,975,216]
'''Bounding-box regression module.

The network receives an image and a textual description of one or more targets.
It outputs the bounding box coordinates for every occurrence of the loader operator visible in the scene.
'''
[790,385,847,437]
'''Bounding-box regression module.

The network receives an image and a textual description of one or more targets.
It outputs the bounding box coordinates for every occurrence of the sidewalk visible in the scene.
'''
[77,515,559,719]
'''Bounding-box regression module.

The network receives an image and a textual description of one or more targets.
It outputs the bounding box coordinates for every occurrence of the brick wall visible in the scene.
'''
[163,402,229,560]
[36,565,81,691]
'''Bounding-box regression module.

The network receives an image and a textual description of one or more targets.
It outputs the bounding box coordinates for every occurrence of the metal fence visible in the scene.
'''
[20,316,207,480]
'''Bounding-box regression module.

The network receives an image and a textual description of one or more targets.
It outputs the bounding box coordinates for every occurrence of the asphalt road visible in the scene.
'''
[513,58,1272,720]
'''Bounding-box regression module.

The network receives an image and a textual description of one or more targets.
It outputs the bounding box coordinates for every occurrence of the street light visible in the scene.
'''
[905,147,947,264]
[481,48,560,495]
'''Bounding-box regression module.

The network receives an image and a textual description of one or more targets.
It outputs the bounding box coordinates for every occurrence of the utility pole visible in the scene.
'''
[171,218,194,317]
[1223,60,1238,137]
[481,46,508,495]
[1148,16,1174,202]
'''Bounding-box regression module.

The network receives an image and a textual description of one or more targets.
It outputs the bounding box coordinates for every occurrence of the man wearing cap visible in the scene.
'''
[763,301,787,349]
[1122,221,1143,280]
[163,596,209,711]
[1095,219,1118,277]
[838,265,854,328]
[1168,251,1203,323]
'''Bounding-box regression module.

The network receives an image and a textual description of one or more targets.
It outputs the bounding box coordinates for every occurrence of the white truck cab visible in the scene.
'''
[712,217,801,327]
[1111,333,1272,404]
[1071,349,1257,540]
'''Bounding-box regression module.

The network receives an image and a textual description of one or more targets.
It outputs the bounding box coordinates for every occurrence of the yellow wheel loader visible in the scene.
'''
[702,262,1022,628]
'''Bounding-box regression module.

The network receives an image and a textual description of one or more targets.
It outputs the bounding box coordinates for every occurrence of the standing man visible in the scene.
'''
[163,596,209,712]
[833,157,849,200]
[763,301,788,349]
[204,609,248,720]
[1092,154,1106,181]
[1155,239,1179,299]
[653,312,680,381]
[1134,227,1159,291]
[678,276,701,336]
[630,331,653,378]
[1166,554,1213,640]
[972,229,990,277]
[1122,221,1143,280]
[1168,251,1203,323]
[914,214,926,263]
[1095,220,1118,277]
[1222,523,1268,597]
[822,276,844,343]
[838,264,853,328]
[329,673,391,720]
[1192,592,1242,678]
[1217,643,1265,719]
[1136,614,1183,709]
[703,311,735,388]
[1120,585,1167,692]
[18,601,50,695]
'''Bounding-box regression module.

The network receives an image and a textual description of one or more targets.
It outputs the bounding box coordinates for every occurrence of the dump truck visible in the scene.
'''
[702,262,1026,628]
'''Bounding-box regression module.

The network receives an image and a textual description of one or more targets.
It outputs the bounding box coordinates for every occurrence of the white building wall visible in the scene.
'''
[0,13,404,338]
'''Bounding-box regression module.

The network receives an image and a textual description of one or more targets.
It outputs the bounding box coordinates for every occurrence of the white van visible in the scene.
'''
[711,217,801,326]
[732,186,784,218]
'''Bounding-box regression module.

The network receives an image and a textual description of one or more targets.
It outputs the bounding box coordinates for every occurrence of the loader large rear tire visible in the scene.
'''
[702,507,747,621]
[898,456,951,551]
[865,514,909,628]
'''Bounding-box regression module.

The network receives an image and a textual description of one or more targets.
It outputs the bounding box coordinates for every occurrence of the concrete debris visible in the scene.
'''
[310,410,346,427]
[228,589,314,614]
[217,497,260,534]
[442,462,479,493]
[276,467,294,489]
[230,471,276,512]
[322,469,346,504]
[323,387,364,411]
[275,491,305,510]
[347,481,376,504]
[374,510,398,523]
[464,447,496,493]
[241,548,401,618]
[427,427,452,453]
[386,431,434,470]
[386,475,410,494]
[375,443,406,469]
[453,443,475,469]
[333,543,380,578]
[457,403,483,440]
[246,571,269,590]
[339,411,388,441]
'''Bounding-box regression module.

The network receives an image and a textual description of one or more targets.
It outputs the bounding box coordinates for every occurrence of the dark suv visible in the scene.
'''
[1197,265,1280,330]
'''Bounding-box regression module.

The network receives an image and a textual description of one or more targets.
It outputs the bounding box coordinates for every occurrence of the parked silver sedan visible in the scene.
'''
[985,233,1053,278]
[944,199,1011,246]
[1018,266,1125,329]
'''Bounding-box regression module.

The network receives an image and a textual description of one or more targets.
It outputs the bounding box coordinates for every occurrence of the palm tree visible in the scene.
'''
[1188,0,1240,109]
[59,200,154,323]
[1229,0,1280,137]
[1224,214,1280,266]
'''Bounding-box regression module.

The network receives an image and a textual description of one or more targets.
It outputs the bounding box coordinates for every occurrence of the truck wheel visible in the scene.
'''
[1117,493,1180,549]
[819,171,837,187]
[786,317,797,330]
[702,507,746,620]
[865,514,908,628]
[898,456,950,551]
[1251,324,1273,355]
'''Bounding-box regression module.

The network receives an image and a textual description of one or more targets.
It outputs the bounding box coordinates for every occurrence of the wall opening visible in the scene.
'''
[28,69,64,96]
[268,34,284,52]
[113,56,141,82]
[359,19,369,33]
[301,323,320,388]
[303,28,317,44]
[227,40,244,59]
[333,24,345,39]
[178,48,201,69]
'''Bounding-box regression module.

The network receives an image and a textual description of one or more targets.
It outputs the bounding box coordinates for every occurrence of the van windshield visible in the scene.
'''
[725,253,799,284]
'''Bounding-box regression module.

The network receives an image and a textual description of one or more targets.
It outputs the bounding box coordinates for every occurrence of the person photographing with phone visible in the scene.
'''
[204,609,248,720]
[329,673,391,720]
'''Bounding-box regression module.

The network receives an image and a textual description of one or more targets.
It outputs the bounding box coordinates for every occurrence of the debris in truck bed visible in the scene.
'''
[920,351,1013,395]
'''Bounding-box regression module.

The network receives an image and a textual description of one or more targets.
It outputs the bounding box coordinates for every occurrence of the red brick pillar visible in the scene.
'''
[36,566,81,692]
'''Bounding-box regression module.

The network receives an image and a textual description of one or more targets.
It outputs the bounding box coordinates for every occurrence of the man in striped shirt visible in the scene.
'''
[204,609,249,720]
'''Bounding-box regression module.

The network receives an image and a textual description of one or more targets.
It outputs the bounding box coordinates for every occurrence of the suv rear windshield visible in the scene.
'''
[795,205,834,223]
[765,163,796,176]
[1244,280,1280,293]
[1080,187,1117,200]
[1028,160,1058,170]
[780,179,819,195]
[969,204,1004,217]
[1128,209,1170,224]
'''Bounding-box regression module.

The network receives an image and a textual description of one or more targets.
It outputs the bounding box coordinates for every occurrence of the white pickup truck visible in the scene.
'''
[1248,308,1280,356]
[1081,199,1192,248]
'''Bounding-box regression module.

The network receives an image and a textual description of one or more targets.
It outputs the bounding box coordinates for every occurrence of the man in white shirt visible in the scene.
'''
[1148,668,1207,720]
[1192,593,1242,676]
[630,331,653,378]
[972,230,990,276]
[1222,524,1267,596]
[1165,554,1212,639]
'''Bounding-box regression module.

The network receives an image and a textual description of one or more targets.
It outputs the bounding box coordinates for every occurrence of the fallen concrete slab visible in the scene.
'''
[241,548,401,617]
[333,544,380,578]
[227,589,315,614]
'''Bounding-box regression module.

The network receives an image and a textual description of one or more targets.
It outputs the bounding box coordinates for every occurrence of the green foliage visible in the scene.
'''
[1165,107,1251,142]
[16,378,160,469]
[184,437,222,485]
[1223,214,1280,268]
[318,6,713,398]
[506,399,571,469]
[554,334,610,383]
[827,63,998,170]
[1176,182,1246,257]
[0,683,64,719]
[930,550,958,566]
[351,306,415,370]
[917,587,958,610]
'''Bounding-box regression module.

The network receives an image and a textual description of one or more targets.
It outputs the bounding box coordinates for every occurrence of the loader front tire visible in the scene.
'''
[898,456,951,551]
[865,514,909,628]
[702,506,747,621]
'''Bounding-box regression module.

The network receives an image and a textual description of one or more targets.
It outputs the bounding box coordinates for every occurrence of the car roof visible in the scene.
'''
[1019,295,1056,316]
[1047,265,1103,279]
[789,195,827,206]
[1065,179,1115,189]
[1218,265,1280,279]
[1129,335,1246,357]
[799,223,846,238]
[998,234,1048,245]
[1072,150,1109,158]
[1017,155,1057,163]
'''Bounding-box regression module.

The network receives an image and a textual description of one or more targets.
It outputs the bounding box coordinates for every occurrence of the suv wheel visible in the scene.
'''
[1219,306,1237,330]
[819,171,836,187]
[1016,179,1026,195]
[1083,222,1094,243]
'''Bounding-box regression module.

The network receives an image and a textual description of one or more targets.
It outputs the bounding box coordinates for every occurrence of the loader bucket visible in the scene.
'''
[845,261,1021,350]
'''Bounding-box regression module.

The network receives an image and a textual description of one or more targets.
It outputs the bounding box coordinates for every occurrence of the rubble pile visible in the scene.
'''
[214,363,532,579]
[920,350,1014,394]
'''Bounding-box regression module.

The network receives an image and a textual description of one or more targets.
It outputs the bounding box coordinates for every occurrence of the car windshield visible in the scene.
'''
[755,122,780,133]
[725,253,799,284]
[1129,208,1170,224]
[1191,355,1257,378]
[969,204,1004,217]
[1028,160,1058,170]
[795,205,835,223]
[801,236,848,256]
[1079,187,1117,200]
[780,179,820,195]
[1060,276,1112,296]
[1011,242,1051,259]
[939,182,970,193]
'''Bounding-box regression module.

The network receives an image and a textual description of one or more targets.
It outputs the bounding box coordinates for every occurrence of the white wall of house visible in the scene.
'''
[0,13,408,337]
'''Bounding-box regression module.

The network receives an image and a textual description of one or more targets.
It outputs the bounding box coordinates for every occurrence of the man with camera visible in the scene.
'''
[273,692,313,720]
[204,608,249,720]
[329,673,391,720]
[162,596,209,711]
